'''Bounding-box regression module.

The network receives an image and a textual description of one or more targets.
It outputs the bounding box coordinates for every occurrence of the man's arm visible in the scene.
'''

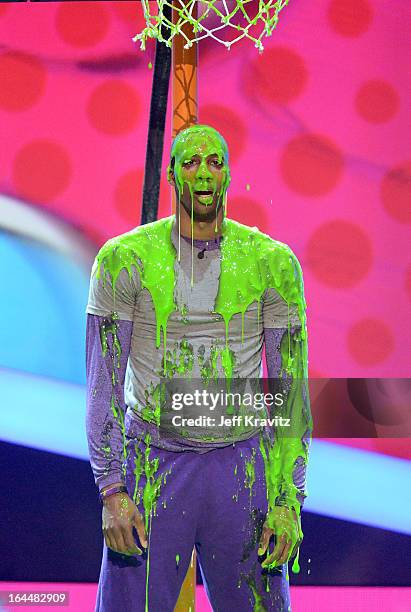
[85,240,147,554]
[85,313,132,490]
[86,240,142,488]
[258,325,312,570]
[257,244,312,570]
[264,326,310,508]
[86,312,147,554]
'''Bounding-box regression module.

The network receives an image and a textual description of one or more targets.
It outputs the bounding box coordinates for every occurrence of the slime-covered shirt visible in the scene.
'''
[86,215,303,448]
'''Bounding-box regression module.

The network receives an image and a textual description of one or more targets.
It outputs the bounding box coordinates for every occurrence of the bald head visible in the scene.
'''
[170,124,229,167]
[167,124,231,223]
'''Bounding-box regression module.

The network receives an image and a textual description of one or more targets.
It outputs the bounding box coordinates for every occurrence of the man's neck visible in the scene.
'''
[176,205,224,240]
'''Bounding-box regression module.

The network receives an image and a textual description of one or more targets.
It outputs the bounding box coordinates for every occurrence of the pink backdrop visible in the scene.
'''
[1,0,410,379]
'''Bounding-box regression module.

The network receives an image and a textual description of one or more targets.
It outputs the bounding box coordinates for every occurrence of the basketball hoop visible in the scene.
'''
[133,0,290,52]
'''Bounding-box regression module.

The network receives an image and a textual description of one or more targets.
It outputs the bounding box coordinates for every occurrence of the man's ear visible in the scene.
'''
[226,166,232,188]
[167,165,175,186]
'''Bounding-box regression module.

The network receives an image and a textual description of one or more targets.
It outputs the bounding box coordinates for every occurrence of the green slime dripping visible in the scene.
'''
[131,434,170,612]
[169,125,231,287]
[93,210,311,577]
[98,313,128,477]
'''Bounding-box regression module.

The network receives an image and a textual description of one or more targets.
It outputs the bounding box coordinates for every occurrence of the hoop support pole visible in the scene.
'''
[172,2,198,609]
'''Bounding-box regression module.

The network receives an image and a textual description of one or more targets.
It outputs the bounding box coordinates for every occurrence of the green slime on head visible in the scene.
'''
[170,125,231,282]
[170,125,231,212]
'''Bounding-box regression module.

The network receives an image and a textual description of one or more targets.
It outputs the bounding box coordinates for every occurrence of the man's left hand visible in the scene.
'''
[258,506,302,568]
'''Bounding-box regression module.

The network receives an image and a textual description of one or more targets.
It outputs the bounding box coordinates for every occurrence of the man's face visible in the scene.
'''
[168,129,231,222]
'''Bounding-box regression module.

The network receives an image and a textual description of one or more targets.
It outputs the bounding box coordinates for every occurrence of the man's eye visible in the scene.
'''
[211,160,223,167]
[183,160,195,167]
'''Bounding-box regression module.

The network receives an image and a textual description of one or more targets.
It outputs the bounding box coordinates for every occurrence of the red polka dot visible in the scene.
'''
[243,46,308,105]
[347,318,394,366]
[216,3,269,47]
[280,133,344,197]
[380,162,411,224]
[227,196,268,230]
[112,1,146,29]
[199,105,247,163]
[328,0,373,37]
[0,52,46,112]
[87,80,141,135]
[56,2,110,48]
[405,265,411,302]
[308,368,326,378]
[306,220,373,288]
[355,80,400,123]
[114,169,144,224]
[13,140,72,203]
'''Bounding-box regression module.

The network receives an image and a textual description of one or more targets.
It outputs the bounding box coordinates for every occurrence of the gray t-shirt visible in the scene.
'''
[86,216,300,445]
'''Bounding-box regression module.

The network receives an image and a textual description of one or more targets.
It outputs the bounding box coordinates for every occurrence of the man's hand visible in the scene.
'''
[258,506,302,568]
[102,491,147,556]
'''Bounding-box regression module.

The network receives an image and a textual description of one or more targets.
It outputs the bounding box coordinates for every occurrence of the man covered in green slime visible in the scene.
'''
[86,125,312,611]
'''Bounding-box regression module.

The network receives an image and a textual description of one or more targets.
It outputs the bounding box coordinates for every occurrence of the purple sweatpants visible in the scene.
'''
[95,433,291,612]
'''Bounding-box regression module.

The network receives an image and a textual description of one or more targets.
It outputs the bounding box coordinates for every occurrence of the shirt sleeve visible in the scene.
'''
[86,243,141,321]
[262,287,301,329]
[261,240,306,331]
[85,313,133,490]
[261,245,312,516]
[263,327,311,511]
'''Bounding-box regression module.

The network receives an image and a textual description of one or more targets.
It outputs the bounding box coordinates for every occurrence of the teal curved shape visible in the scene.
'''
[0,232,89,384]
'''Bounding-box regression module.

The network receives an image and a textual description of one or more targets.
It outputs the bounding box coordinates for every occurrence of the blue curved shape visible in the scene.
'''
[0,368,88,459]
[0,233,89,384]
[305,440,411,536]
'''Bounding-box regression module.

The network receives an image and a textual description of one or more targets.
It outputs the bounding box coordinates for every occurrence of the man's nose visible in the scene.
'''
[196,161,212,179]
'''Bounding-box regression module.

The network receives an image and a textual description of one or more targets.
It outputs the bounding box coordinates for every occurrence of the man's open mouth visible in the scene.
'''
[194,190,215,206]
